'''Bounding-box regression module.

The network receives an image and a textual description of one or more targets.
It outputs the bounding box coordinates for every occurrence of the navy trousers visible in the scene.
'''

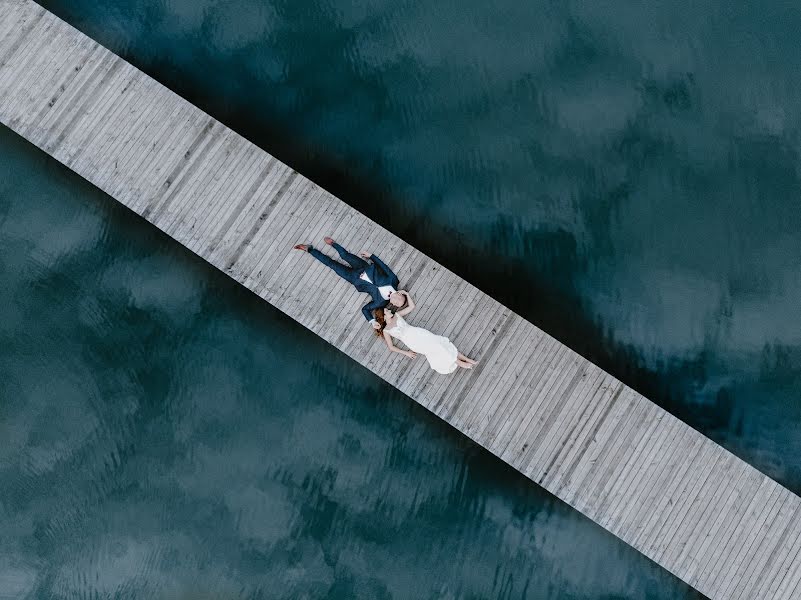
[308,243,369,287]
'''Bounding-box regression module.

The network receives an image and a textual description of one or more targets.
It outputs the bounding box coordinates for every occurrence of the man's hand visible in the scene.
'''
[358,251,371,259]
[371,321,381,330]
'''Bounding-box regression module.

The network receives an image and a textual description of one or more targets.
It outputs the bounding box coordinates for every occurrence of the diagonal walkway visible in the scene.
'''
[1,1,800,597]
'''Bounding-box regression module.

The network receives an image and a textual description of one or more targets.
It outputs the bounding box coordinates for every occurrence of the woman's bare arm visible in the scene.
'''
[396,291,415,316]
[383,330,416,358]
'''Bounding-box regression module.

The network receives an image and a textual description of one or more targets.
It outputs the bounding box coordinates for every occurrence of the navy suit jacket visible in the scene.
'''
[308,246,400,322]
[357,254,400,322]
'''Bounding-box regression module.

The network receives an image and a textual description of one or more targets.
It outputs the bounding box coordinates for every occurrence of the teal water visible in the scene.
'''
[4,0,801,596]
[0,127,698,597]
[36,0,801,490]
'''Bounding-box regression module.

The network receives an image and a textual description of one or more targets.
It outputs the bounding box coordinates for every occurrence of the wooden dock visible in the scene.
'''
[2,1,800,597]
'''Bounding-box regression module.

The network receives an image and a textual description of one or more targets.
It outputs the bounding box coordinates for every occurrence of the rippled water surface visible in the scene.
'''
[5,0,801,596]
[37,0,801,490]
[0,128,699,597]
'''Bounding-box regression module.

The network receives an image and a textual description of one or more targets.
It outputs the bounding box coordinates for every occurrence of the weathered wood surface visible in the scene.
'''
[1,2,800,597]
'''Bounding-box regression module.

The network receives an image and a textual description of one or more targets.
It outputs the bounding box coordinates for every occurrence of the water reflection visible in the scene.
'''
[0,127,699,597]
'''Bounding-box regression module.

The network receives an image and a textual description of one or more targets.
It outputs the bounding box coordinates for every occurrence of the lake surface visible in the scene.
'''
[38,0,801,491]
[5,0,801,596]
[0,128,698,598]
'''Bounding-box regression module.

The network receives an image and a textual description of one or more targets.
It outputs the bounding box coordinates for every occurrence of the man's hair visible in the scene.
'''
[388,295,407,311]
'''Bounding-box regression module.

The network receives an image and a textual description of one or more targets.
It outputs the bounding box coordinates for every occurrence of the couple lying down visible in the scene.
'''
[294,237,478,375]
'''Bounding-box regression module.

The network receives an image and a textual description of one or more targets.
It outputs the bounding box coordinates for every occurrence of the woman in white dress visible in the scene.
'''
[374,291,478,374]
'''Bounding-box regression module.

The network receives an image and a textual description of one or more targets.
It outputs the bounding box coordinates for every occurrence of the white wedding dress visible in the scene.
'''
[385,315,459,374]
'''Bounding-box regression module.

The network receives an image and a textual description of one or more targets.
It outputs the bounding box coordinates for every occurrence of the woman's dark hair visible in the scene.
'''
[373,308,387,337]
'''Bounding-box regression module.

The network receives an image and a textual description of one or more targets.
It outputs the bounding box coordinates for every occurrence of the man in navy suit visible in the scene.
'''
[294,237,407,329]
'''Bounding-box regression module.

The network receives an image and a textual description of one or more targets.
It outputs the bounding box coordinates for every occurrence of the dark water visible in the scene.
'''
[36,0,801,491]
[4,0,801,596]
[0,128,698,597]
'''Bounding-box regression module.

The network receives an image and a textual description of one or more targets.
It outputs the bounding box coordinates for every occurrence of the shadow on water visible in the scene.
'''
[0,125,704,597]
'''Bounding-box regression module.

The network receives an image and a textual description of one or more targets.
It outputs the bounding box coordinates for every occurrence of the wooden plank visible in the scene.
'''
[768,525,801,599]
[748,499,801,599]
[658,450,740,565]
[86,78,165,184]
[0,10,48,91]
[457,316,544,434]
[576,393,656,517]
[561,385,639,511]
[26,44,110,144]
[708,481,784,598]
[8,24,88,131]
[0,13,62,116]
[484,333,563,450]
[0,8,55,88]
[688,467,766,587]
[230,171,306,280]
[44,55,126,157]
[109,101,189,207]
[2,4,799,597]
[96,91,182,198]
[69,69,148,173]
[147,120,228,222]
[62,63,140,168]
[184,144,264,250]
[593,406,674,528]
[619,423,706,544]
[196,154,276,255]
[523,355,595,479]
[12,27,93,130]
[244,178,322,294]
[122,109,206,213]
[168,131,252,237]
[256,182,335,298]
[0,1,30,47]
[634,427,714,551]
[546,375,622,494]
[266,193,349,322]
[603,413,688,535]
[694,473,773,591]
[530,366,605,486]
[435,305,519,418]
[732,489,798,599]
[537,371,614,489]
[677,462,751,580]
[161,129,244,236]
[489,341,573,462]
[206,159,292,265]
